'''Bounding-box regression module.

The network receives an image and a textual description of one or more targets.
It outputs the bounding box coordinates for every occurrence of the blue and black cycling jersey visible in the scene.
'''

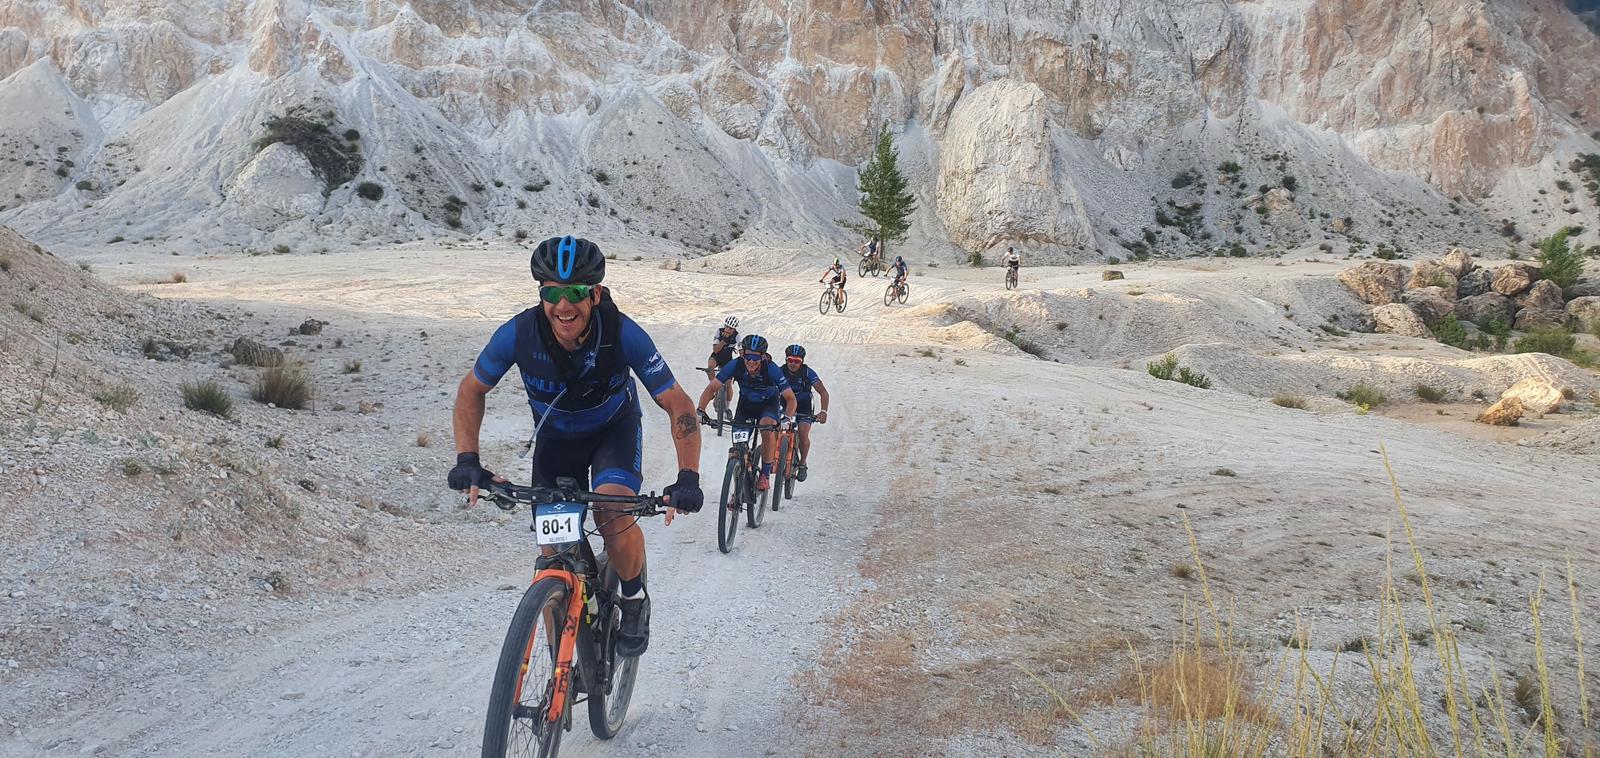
[473,308,676,439]
[715,358,790,405]
[780,365,820,405]
[891,261,908,278]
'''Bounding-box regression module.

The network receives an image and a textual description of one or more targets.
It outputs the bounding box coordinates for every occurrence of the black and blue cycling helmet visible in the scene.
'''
[741,334,768,353]
[785,344,805,358]
[531,235,605,284]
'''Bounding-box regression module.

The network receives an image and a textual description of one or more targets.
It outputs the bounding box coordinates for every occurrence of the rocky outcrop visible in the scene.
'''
[1455,292,1515,326]
[1101,270,1125,281]
[1477,396,1524,426]
[1514,280,1568,329]
[1373,303,1432,338]
[1457,268,1494,297]
[1439,248,1474,279]
[1567,296,1600,331]
[1338,262,1408,305]
[1407,260,1458,292]
[1402,287,1455,324]
[1500,377,1565,417]
[231,337,283,367]
[1492,263,1540,297]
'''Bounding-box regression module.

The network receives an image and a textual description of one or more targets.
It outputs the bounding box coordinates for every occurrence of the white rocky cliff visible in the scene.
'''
[0,0,1597,259]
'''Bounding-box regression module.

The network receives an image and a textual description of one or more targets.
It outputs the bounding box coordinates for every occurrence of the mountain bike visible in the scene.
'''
[696,367,732,436]
[698,413,770,553]
[883,278,909,306]
[1005,266,1018,290]
[818,282,847,314]
[478,479,667,758]
[859,253,885,278]
[772,413,815,503]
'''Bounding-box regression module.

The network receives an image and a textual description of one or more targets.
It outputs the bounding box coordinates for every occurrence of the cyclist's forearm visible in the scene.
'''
[697,380,721,410]
[452,373,489,454]
[817,385,830,411]
[782,391,797,418]
[657,386,702,472]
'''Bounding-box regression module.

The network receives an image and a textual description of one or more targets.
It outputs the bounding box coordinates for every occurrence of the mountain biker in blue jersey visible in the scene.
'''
[780,344,829,482]
[696,334,797,492]
[449,235,703,659]
[889,255,909,288]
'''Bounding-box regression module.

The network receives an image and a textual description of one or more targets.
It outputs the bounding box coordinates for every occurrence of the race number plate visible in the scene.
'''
[534,502,585,546]
[732,429,752,443]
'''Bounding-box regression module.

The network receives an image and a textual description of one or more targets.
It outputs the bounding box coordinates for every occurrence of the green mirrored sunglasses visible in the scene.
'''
[540,284,595,304]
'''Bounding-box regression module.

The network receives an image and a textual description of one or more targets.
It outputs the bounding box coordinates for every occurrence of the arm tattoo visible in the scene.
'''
[673,412,698,440]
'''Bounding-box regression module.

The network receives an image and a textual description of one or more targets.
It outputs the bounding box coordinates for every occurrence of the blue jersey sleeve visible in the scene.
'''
[472,318,517,387]
[806,367,821,386]
[716,360,737,384]
[619,316,676,398]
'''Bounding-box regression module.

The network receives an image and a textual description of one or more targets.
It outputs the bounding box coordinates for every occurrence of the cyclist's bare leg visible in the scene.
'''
[797,423,812,465]
[758,418,779,466]
[592,482,645,582]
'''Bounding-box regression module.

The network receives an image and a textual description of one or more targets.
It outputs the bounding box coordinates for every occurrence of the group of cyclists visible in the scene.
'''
[446,234,1016,672]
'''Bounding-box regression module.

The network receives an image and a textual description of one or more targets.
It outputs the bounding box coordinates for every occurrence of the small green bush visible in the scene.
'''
[967,250,983,267]
[1228,244,1247,257]
[1414,384,1446,403]
[342,359,362,374]
[1281,175,1298,192]
[1429,314,1469,349]
[1336,382,1387,408]
[1513,328,1577,357]
[356,182,383,201]
[1147,353,1178,381]
[1218,161,1241,175]
[93,384,139,413]
[1176,367,1212,389]
[181,380,233,418]
[252,365,313,409]
[1535,229,1583,290]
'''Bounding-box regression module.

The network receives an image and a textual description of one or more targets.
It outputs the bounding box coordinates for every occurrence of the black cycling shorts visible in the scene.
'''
[532,412,643,493]
[734,396,782,424]
[794,397,814,418]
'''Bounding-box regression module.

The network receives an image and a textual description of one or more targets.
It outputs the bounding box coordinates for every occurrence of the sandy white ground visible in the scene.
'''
[2,242,1598,756]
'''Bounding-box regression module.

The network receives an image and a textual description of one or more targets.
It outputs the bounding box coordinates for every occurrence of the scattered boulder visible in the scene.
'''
[1455,292,1515,326]
[1477,396,1524,426]
[1338,261,1408,305]
[1500,377,1565,417]
[1514,281,1568,329]
[1407,260,1458,292]
[1568,278,1600,299]
[1101,270,1124,281]
[1262,187,1295,212]
[1439,248,1474,278]
[231,337,284,367]
[1491,262,1539,296]
[1567,296,1600,331]
[296,318,327,336]
[1457,268,1493,297]
[1402,287,1455,323]
[1373,303,1432,338]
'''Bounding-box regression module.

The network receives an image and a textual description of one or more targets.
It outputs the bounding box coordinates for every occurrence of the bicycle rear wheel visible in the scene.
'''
[898,283,909,304]
[717,457,741,554]
[818,290,831,315]
[587,556,641,740]
[1006,270,1017,290]
[482,578,570,758]
[835,289,848,313]
[713,387,730,436]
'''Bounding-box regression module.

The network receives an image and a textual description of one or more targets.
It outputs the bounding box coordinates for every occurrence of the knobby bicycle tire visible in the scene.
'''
[717,456,741,553]
[898,282,909,303]
[587,556,640,740]
[817,289,831,315]
[747,436,768,529]
[772,434,790,511]
[482,578,570,758]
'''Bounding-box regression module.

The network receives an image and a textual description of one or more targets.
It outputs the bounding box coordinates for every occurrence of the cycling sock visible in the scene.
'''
[761,463,772,475]
[620,576,645,598]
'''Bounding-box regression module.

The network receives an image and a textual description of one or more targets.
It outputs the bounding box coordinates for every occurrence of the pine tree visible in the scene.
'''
[1536,227,1583,291]
[843,122,917,253]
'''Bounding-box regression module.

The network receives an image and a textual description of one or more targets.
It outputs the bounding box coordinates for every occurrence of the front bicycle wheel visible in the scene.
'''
[858,259,867,278]
[836,289,848,313]
[1006,270,1017,290]
[717,456,741,554]
[818,289,831,315]
[713,387,730,436]
[898,283,909,304]
[482,578,570,758]
[587,556,641,740]
[747,441,768,529]
[883,285,895,307]
[772,434,790,511]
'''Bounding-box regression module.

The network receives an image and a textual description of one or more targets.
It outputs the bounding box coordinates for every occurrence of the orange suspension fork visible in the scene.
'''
[510,569,587,725]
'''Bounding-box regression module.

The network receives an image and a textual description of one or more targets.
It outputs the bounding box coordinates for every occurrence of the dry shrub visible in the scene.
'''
[252,365,313,409]
[1271,395,1309,409]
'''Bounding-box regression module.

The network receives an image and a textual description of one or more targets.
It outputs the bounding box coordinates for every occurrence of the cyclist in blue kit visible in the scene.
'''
[696,334,797,492]
[780,344,829,482]
[448,235,704,659]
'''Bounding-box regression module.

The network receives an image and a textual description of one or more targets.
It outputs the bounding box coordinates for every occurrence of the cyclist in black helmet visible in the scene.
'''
[449,235,704,659]
[780,344,829,482]
[696,334,796,492]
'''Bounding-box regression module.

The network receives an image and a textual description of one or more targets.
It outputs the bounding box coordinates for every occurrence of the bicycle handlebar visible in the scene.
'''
[479,479,666,517]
